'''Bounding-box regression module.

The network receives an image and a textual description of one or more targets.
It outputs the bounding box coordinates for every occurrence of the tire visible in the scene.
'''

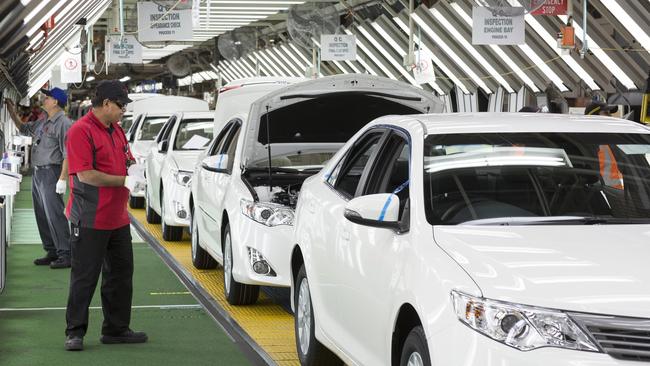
[223,223,259,305]
[399,326,431,366]
[145,187,160,224]
[161,189,183,241]
[190,206,217,269]
[294,264,342,366]
[129,195,144,209]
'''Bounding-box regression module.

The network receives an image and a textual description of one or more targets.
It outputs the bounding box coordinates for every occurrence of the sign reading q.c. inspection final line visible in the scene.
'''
[137,1,193,42]
[472,6,525,45]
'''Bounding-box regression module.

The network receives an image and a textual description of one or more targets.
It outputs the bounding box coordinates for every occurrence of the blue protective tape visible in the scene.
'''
[217,154,224,169]
[378,194,393,221]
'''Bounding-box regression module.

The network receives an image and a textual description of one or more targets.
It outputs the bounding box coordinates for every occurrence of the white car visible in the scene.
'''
[290,112,650,366]
[190,74,442,305]
[144,111,214,240]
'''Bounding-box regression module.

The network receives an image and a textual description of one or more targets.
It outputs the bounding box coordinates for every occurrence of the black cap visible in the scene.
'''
[585,101,618,116]
[95,80,132,105]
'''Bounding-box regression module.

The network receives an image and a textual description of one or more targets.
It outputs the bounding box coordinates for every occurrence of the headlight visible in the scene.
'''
[451,291,599,352]
[171,169,192,187]
[240,199,294,226]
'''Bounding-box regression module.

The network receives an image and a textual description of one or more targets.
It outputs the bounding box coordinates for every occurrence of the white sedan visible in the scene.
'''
[191,74,441,305]
[291,112,650,366]
[145,111,214,240]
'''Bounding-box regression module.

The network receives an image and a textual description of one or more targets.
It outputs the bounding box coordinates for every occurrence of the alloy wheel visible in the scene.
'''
[224,232,232,294]
[191,211,198,261]
[407,352,424,366]
[297,278,312,356]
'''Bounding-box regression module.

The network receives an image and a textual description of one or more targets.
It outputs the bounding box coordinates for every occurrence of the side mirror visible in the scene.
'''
[158,140,169,153]
[201,154,229,173]
[343,193,401,231]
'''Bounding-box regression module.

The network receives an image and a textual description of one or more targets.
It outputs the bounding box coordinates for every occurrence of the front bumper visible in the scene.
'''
[231,217,292,288]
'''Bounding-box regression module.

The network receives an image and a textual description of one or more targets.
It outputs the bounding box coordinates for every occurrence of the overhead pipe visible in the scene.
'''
[580,0,588,58]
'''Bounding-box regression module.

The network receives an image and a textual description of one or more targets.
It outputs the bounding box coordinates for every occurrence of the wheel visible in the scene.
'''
[145,186,160,224]
[129,195,144,209]
[161,189,183,241]
[399,326,431,366]
[190,206,217,269]
[223,223,259,305]
[294,264,342,366]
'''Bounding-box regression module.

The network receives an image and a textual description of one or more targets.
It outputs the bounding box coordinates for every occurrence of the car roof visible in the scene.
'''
[176,111,213,119]
[375,113,650,135]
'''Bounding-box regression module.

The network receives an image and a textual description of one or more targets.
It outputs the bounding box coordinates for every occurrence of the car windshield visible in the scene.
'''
[121,115,133,132]
[138,116,169,141]
[174,119,214,150]
[423,132,650,225]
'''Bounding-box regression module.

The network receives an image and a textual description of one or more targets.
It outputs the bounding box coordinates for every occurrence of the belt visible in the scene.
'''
[33,164,61,170]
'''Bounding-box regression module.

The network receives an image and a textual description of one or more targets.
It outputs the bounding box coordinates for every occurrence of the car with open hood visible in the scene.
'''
[290,112,650,366]
[190,74,442,305]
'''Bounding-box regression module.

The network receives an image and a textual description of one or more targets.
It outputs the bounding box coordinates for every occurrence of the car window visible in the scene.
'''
[121,115,134,132]
[208,121,235,156]
[138,116,169,141]
[333,131,385,199]
[127,115,143,142]
[156,116,175,144]
[174,119,214,150]
[222,125,241,171]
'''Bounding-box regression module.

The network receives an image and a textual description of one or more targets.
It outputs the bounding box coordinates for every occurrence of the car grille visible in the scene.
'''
[571,313,650,362]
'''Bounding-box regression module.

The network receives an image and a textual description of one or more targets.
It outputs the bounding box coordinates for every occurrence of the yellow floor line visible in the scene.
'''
[129,208,299,366]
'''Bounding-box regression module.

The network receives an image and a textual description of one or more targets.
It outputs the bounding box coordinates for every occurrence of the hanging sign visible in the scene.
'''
[107,35,143,64]
[320,34,357,61]
[531,0,568,15]
[60,47,82,83]
[413,50,436,85]
[137,1,193,42]
[472,6,526,45]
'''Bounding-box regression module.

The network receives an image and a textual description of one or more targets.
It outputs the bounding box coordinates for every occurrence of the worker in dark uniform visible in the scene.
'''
[63,80,147,351]
[4,88,72,268]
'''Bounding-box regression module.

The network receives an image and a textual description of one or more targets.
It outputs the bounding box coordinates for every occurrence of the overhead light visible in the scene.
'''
[120,76,131,82]
[257,51,286,76]
[287,44,311,66]
[447,4,540,92]
[86,76,95,82]
[270,47,302,76]
[265,49,295,76]
[230,59,252,77]
[207,1,303,4]
[558,15,637,89]
[240,58,258,75]
[344,29,398,80]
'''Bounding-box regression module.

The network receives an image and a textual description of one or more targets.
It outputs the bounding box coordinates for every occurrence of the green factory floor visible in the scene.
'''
[0,177,252,365]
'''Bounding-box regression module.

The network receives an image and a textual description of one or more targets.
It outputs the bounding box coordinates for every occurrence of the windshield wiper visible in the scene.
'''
[460,216,650,226]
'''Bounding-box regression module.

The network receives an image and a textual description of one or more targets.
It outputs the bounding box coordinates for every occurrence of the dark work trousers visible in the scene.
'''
[32,164,70,259]
[65,224,133,337]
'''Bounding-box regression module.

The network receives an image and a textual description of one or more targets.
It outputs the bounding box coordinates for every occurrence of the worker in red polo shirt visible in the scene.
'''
[63,80,147,351]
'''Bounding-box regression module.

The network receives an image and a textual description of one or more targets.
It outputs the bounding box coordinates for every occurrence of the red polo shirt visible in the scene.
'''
[65,110,134,230]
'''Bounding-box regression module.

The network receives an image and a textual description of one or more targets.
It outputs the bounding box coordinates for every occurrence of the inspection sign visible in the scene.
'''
[137,1,193,42]
[472,6,525,45]
[320,34,357,61]
[413,50,436,85]
[107,35,143,64]
[60,47,82,83]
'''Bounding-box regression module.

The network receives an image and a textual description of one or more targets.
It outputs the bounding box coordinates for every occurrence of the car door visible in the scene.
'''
[308,129,388,358]
[337,131,412,365]
[196,121,235,251]
[149,116,176,212]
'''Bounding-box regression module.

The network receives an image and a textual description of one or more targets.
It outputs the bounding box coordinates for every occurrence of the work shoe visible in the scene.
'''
[100,329,148,344]
[64,336,84,351]
[50,257,71,269]
[34,255,57,265]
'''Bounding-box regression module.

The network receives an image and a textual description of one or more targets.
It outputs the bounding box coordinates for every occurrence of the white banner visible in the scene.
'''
[60,47,82,83]
[320,34,357,61]
[107,35,143,64]
[472,6,525,45]
[413,50,436,85]
[137,1,193,42]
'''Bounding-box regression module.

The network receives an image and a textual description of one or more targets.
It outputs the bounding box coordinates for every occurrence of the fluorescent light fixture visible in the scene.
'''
[258,50,286,76]
[224,60,245,79]
[219,64,237,82]
[394,17,470,94]
[430,8,514,92]
[288,44,312,66]
[558,15,636,89]
[240,57,258,75]
[248,54,275,77]
[230,59,253,77]
[86,76,95,82]
[25,0,66,37]
[411,14,492,93]
[208,1,303,4]
[209,62,219,73]
[343,60,363,74]
[265,49,295,76]
[371,21,445,93]
[589,0,650,52]
[331,60,349,74]
[344,29,399,80]
[120,76,131,82]
[270,47,302,76]
[448,3,540,92]
[356,26,420,86]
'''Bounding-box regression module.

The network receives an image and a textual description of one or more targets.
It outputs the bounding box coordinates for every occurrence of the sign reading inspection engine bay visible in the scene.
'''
[472,6,525,45]
[137,1,193,42]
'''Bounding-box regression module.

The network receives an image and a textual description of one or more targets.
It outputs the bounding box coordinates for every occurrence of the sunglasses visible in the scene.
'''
[110,100,125,110]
